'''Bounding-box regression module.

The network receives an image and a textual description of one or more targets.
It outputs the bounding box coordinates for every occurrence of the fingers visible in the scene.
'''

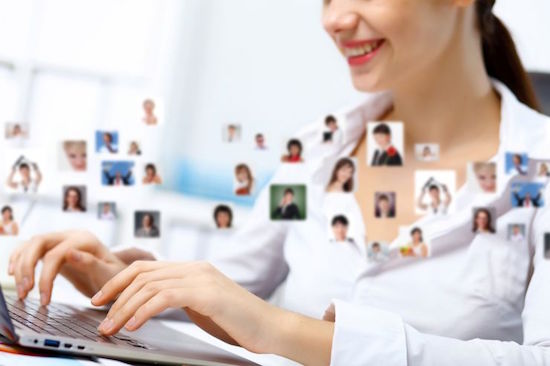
[37,240,75,305]
[99,279,182,335]
[125,289,181,332]
[322,304,335,322]
[92,261,168,306]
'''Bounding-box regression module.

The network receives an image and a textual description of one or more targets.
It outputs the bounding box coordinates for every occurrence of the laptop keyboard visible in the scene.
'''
[5,294,151,349]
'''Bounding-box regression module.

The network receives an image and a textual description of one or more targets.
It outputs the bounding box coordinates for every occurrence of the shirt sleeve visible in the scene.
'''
[330,201,550,366]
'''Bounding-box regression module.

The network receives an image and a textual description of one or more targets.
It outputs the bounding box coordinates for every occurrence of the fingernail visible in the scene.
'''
[71,251,82,261]
[17,284,24,299]
[92,291,103,303]
[125,316,137,330]
[40,292,48,306]
[8,262,14,274]
[23,276,30,290]
[100,318,114,332]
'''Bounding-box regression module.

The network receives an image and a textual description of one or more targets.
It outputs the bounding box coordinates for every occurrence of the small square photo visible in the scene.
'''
[96,131,119,154]
[414,143,439,162]
[505,152,528,176]
[59,140,87,172]
[367,122,404,167]
[62,185,87,213]
[135,211,161,238]
[511,182,545,208]
[223,124,242,143]
[270,185,307,221]
[507,224,526,242]
[98,202,117,220]
[472,207,497,234]
[102,161,135,186]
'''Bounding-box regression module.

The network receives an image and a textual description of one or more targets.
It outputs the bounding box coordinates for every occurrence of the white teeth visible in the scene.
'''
[344,41,380,58]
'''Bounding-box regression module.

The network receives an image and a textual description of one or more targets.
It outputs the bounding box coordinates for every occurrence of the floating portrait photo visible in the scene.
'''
[101,161,135,186]
[536,161,550,179]
[329,214,357,245]
[511,182,545,208]
[270,185,307,221]
[135,211,161,238]
[467,162,497,194]
[4,122,30,148]
[322,115,343,145]
[326,157,357,194]
[367,241,389,263]
[233,163,256,196]
[95,130,119,154]
[253,132,268,151]
[141,97,163,126]
[127,140,143,156]
[4,152,45,195]
[414,170,456,216]
[399,226,430,258]
[213,204,233,230]
[58,140,87,172]
[374,192,396,219]
[414,143,439,162]
[281,138,305,164]
[505,152,529,176]
[507,223,526,243]
[366,121,404,167]
[0,205,19,236]
[222,123,242,143]
[62,185,87,213]
[472,207,497,234]
[98,202,117,221]
[142,163,163,185]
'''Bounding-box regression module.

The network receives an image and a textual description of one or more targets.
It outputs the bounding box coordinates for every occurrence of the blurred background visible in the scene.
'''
[0,0,549,289]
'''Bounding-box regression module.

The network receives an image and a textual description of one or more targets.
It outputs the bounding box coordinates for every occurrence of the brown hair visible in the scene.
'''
[476,0,540,111]
[327,158,355,192]
[235,163,254,193]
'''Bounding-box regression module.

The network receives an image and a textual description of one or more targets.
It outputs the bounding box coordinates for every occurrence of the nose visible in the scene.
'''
[322,1,360,39]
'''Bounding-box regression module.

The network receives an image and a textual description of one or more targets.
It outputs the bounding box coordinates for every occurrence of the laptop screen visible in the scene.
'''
[0,284,17,342]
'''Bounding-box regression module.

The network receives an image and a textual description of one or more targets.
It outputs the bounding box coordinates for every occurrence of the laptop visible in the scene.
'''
[0,284,258,365]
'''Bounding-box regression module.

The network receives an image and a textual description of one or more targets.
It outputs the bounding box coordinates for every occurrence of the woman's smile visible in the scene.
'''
[341,38,385,66]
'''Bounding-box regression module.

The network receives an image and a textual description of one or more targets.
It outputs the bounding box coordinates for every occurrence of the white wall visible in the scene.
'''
[162,0,550,192]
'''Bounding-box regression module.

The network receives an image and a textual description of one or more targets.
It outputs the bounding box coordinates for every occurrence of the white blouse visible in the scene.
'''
[207,81,550,365]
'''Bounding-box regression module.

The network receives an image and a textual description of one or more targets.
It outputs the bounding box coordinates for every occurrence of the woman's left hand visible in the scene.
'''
[92,261,284,354]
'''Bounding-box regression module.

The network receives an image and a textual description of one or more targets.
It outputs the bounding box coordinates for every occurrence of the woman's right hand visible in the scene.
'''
[8,230,129,305]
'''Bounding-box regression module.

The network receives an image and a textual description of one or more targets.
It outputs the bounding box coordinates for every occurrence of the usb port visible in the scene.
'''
[77,345,85,350]
[64,343,73,349]
[44,339,60,348]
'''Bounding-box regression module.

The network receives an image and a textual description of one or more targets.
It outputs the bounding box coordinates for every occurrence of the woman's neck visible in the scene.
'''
[388,27,501,150]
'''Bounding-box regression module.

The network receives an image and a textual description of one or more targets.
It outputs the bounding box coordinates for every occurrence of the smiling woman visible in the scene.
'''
[6,0,550,365]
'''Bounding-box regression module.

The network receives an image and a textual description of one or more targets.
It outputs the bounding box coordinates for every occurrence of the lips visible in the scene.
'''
[341,39,385,67]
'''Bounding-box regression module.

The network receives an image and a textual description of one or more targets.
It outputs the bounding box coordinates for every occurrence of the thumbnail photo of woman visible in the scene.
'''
[472,207,496,234]
[0,205,19,236]
[135,211,160,238]
[142,163,163,185]
[326,158,356,193]
[281,139,304,163]
[213,205,233,229]
[6,156,42,194]
[234,164,255,196]
[62,186,87,213]
[60,140,87,172]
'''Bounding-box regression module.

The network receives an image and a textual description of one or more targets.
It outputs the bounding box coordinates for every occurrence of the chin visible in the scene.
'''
[350,72,387,93]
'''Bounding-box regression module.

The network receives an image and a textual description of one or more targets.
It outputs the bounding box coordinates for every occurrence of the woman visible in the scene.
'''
[9,1,550,365]
[472,208,496,234]
[135,213,160,238]
[416,182,452,215]
[63,140,87,171]
[6,159,42,194]
[473,161,497,193]
[128,141,142,156]
[281,139,304,163]
[401,227,428,258]
[142,164,162,185]
[538,162,550,177]
[0,206,19,236]
[213,205,233,229]
[63,186,86,212]
[326,158,355,193]
[142,99,158,125]
[234,164,255,196]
